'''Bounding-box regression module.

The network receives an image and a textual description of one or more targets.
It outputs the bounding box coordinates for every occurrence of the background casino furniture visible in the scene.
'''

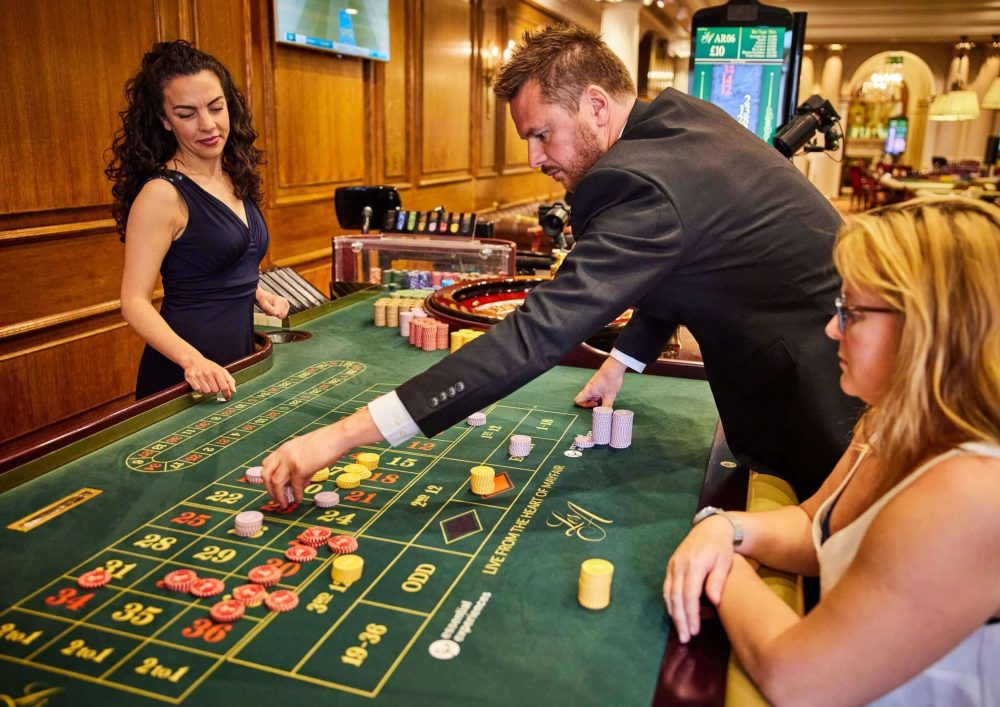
[724,473,803,706]
[0,294,748,705]
[254,268,334,330]
[331,235,517,299]
[334,186,402,235]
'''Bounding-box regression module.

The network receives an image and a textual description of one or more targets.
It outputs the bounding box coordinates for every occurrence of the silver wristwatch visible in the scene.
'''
[692,506,743,546]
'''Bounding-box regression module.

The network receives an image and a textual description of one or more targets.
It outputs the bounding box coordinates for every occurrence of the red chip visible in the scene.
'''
[77,569,112,589]
[265,589,299,613]
[190,578,225,598]
[209,598,245,623]
[247,564,282,587]
[232,584,268,607]
[164,569,199,592]
[298,526,332,547]
[327,535,359,555]
[285,545,318,563]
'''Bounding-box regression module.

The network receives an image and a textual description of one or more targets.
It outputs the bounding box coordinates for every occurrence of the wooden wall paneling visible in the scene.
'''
[420,0,473,183]
[383,0,412,184]
[272,47,367,190]
[193,0,253,93]
[500,3,555,171]
[478,2,503,175]
[0,315,144,444]
[0,0,168,216]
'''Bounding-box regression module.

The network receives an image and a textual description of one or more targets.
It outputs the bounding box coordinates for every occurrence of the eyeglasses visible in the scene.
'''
[834,295,898,333]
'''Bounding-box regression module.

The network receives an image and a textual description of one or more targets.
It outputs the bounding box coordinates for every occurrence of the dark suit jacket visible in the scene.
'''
[396,89,864,498]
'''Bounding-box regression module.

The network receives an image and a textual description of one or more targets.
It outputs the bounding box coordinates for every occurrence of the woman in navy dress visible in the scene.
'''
[107,41,288,399]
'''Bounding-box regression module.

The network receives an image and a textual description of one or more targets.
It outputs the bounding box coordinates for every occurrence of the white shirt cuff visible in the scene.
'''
[610,348,646,373]
[368,391,421,447]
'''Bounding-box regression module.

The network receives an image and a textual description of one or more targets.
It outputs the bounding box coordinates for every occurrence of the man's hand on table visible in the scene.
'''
[573,356,627,408]
[262,408,384,508]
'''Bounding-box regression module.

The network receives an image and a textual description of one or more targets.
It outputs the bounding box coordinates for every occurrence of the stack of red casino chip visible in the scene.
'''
[285,544,318,563]
[314,491,340,508]
[77,568,112,589]
[247,564,282,587]
[435,321,449,349]
[209,598,245,623]
[232,584,268,607]
[592,406,614,445]
[298,526,332,547]
[509,434,532,457]
[466,412,487,427]
[163,569,198,593]
[609,409,634,449]
[328,535,359,555]
[234,510,264,537]
[190,578,225,598]
[265,590,299,613]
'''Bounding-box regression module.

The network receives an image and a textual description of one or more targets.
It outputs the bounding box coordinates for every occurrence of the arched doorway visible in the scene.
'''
[845,51,935,170]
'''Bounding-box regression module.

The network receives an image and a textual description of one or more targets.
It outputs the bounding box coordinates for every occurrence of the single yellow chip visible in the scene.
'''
[331,554,365,584]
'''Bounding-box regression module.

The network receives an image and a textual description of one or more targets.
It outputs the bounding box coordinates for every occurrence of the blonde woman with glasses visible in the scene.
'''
[666,197,1000,706]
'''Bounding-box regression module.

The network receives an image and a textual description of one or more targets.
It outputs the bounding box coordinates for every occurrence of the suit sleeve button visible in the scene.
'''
[428,398,439,408]
[454,381,465,392]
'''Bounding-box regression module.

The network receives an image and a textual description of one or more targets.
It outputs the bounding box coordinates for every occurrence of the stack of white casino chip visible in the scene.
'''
[609,409,634,449]
[509,434,532,457]
[245,466,264,484]
[592,407,614,445]
[399,310,413,337]
[234,510,263,537]
[574,432,595,449]
[466,412,487,427]
[314,491,340,508]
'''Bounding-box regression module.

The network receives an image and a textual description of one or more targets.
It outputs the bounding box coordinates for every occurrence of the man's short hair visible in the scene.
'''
[492,23,636,113]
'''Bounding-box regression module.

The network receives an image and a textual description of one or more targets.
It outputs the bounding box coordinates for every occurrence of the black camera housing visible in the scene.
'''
[538,201,571,240]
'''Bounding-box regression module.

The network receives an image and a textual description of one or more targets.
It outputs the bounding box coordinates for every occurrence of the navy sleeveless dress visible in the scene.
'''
[135,170,269,398]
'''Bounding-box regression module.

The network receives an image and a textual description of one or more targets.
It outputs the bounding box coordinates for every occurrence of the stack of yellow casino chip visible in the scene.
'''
[310,467,330,483]
[578,558,614,610]
[469,465,495,495]
[336,472,362,489]
[343,462,372,480]
[331,554,364,585]
[373,299,388,327]
[355,453,380,471]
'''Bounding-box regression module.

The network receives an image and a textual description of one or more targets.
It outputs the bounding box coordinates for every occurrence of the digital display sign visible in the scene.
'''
[691,26,787,143]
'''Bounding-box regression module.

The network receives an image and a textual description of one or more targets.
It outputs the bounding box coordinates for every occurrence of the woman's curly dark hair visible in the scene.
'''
[105,40,264,239]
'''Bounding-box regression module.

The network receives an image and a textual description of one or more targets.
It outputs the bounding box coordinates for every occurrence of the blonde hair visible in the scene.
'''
[834,197,1000,479]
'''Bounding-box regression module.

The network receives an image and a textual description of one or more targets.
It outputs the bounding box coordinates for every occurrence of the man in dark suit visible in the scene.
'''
[262,23,863,505]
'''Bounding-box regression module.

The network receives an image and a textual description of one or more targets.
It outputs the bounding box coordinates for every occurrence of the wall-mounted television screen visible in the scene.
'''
[274,0,390,62]
[884,117,908,156]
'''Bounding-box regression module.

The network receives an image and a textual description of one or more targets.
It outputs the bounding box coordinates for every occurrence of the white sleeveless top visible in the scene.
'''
[813,441,1000,707]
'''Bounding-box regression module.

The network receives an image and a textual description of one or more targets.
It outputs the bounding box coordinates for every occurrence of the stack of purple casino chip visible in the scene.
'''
[245,466,264,484]
[574,433,595,449]
[234,510,264,537]
[509,434,532,457]
[592,407,614,445]
[314,491,340,509]
[466,411,487,427]
[609,409,634,449]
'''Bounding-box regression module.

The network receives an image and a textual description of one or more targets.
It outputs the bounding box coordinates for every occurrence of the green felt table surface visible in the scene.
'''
[0,298,720,706]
